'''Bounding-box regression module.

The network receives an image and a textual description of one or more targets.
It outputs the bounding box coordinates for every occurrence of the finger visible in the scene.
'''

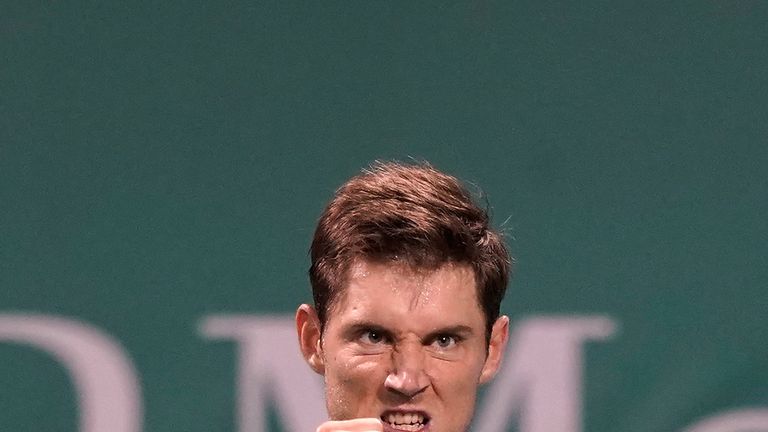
[316,417,383,432]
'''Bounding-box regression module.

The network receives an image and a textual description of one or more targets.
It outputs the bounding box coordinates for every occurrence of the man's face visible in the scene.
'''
[304,259,508,432]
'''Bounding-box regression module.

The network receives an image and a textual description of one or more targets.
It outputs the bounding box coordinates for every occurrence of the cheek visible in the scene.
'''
[429,356,485,402]
[428,361,482,430]
[430,360,480,390]
[329,350,387,384]
[324,352,389,417]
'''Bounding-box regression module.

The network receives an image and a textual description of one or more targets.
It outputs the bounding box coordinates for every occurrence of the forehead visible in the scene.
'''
[329,259,482,323]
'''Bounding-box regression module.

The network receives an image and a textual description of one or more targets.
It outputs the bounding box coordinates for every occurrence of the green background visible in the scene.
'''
[2,2,767,431]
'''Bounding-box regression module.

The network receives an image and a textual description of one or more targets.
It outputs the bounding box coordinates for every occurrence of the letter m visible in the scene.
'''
[200,315,326,432]
[473,316,617,432]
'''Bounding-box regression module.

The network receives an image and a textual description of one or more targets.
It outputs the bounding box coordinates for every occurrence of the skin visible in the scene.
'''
[296,259,509,432]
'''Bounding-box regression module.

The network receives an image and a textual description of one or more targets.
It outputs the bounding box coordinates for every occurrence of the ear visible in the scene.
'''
[479,315,509,384]
[295,304,325,375]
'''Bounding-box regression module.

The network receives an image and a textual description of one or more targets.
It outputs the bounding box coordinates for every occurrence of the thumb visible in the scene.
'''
[316,417,383,432]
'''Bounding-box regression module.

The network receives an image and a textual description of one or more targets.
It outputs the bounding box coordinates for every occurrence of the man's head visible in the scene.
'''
[296,161,511,432]
[309,162,510,340]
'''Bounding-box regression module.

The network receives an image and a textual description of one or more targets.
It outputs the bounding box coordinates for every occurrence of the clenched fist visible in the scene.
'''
[316,418,384,432]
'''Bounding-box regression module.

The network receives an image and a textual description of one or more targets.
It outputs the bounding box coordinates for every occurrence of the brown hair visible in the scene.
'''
[309,161,511,341]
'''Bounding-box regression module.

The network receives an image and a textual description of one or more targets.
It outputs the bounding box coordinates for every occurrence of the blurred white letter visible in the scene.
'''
[200,315,325,432]
[474,316,617,432]
[683,408,768,432]
[0,313,142,432]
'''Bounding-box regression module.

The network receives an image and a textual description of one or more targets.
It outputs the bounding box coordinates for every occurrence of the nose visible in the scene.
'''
[384,343,429,398]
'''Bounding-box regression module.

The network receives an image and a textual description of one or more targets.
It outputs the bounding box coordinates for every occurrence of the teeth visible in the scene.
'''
[385,413,426,429]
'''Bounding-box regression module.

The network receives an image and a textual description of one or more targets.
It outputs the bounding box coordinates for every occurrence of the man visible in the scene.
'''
[296,162,511,432]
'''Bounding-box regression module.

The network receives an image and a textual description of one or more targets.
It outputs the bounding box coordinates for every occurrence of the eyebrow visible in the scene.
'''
[340,321,393,341]
[342,321,389,334]
[341,321,475,341]
[423,325,474,340]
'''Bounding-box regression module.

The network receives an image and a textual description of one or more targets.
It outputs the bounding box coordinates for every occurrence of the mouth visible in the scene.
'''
[380,410,430,432]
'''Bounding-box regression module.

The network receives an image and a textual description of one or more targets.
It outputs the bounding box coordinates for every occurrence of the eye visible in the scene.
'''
[432,334,457,349]
[359,329,387,345]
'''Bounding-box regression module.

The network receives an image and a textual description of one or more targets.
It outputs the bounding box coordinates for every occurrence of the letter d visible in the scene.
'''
[0,313,142,432]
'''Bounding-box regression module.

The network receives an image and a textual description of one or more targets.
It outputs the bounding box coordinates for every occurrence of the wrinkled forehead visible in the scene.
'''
[327,258,479,317]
